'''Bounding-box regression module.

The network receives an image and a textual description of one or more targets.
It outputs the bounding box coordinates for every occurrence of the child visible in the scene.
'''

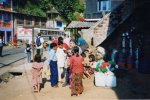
[62,49,73,87]
[49,42,58,87]
[81,52,91,79]
[56,41,67,83]
[88,54,97,74]
[25,44,32,63]
[32,54,43,93]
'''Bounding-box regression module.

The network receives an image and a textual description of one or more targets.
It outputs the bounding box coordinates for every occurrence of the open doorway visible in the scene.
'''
[7,31,12,43]
[0,31,5,44]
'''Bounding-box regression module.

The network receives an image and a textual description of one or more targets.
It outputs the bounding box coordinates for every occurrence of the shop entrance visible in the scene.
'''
[7,31,12,43]
[0,31,5,44]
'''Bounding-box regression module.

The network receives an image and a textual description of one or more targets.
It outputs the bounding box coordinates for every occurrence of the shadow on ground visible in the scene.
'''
[112,69,150,99]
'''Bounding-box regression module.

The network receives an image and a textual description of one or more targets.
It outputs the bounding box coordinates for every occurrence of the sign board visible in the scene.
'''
[17,27,32,44]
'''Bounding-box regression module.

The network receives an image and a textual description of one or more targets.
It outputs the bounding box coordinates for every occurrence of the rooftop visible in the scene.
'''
[67,21,96,29]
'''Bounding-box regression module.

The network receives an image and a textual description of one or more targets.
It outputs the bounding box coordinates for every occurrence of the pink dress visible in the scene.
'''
[32,62,43,86]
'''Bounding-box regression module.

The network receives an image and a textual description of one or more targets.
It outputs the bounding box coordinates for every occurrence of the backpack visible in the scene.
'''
[26,47,31,52]
[36,37,41,47]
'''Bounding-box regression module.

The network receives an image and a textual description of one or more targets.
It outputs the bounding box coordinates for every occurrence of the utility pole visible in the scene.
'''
[32,27,35,61]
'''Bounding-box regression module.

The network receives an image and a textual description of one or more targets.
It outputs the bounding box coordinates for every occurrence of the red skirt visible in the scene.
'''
[71,73,84,95]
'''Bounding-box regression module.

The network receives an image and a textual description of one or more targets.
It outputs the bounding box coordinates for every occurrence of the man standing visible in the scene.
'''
[0,36,3,57]
[35,33,44,56]
[77,31,89,51]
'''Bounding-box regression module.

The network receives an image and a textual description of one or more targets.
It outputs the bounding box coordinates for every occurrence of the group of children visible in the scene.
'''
[25,35,113,96]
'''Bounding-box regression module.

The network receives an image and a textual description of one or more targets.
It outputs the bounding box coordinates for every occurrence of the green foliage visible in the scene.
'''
[50,0,85,22]
[13,0,85,22]
[13,0,53,17]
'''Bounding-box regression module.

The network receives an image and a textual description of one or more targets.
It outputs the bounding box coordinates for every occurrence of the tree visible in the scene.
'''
[13,0,85,23]
[13,0,52,17]
[50,0,85,22]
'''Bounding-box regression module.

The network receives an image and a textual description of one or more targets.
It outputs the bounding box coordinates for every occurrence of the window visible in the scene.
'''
[97,0,111,12]
[3,13,11,22]
[56,21,62,27]
[17,15,24,25]
[25,16,32,25]
[0,12,2,21]
[3,0,11,6]
[40,30,47,35]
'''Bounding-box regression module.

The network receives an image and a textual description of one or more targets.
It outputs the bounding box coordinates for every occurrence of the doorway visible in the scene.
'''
[0,31,5,44]
[7,31,12,43]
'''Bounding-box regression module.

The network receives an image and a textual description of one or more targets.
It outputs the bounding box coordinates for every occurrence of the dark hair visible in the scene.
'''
[81,52,86,58]
[38,33,41,36]
[34,54,41,63]
[83,49,89,53]
[50,42,57,49]
[103,55,109,62]
[78,33,81,37]
[58,36,63,42]
[64,34,66,37]
[49,36,52,40]
[89,54,95,62]
[26,44,30,47]
[73,46,79,57]
[58,41,63,46]
[70,39,76,44]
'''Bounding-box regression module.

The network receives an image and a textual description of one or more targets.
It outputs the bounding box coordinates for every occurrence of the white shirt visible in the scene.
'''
[49,49,57,62]
[0,39,2,47]
[56,48,67,68]
[35,36,44,49]
[0,39,2,44]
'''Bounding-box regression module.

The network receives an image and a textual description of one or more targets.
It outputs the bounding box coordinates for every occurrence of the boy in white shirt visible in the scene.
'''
[56,41,67,83]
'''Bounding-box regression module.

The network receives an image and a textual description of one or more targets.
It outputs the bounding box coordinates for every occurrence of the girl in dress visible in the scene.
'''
[89,54,97,73]
[32,54,43,93]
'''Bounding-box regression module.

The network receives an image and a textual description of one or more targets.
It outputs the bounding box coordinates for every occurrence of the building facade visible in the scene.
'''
[0,0,67,45]
[85,0,125,19]
[13,13,47,44]
[0,0,13,44]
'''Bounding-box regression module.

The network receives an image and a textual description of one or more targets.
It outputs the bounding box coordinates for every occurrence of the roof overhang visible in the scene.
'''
[67,21,96,29]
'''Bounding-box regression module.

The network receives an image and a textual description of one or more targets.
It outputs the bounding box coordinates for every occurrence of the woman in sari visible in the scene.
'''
[13,35,17,48]
[69,46,84,96]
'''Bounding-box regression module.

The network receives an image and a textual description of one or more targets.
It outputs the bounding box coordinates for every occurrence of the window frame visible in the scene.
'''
[97,0,111,12]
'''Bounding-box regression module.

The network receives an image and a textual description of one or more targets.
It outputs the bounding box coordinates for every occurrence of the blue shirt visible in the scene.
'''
[49,49,57,62]
[78,37,86,46]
